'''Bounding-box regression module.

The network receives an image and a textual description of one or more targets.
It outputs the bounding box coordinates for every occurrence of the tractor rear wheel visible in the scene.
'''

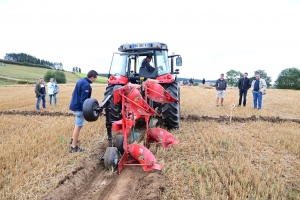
[82,98,99,122]
[161,82,180,129]
[104,147,119,170]
[104,84,122,122]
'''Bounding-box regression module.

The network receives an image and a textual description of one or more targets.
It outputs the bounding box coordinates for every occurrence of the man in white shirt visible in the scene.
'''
[47,78,57,105]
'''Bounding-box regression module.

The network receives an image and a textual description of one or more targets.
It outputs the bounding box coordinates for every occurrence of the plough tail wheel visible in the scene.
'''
[104,147,119,170]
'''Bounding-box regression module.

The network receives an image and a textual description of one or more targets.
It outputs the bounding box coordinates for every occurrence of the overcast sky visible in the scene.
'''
[0,0,299,82]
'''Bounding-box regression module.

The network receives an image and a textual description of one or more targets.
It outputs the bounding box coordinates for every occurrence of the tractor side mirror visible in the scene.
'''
[176,57,182,66]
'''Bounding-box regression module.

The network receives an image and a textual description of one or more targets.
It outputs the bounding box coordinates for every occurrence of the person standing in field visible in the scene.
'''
[202,78,206,86]
[69,70,98,153]
[215,73,227,107]
[53,79,59,105]
[251,73,267,110]
[189,78,193,86]
[34,78,46,110]
[237,72,251,107]
[47,78,57,106]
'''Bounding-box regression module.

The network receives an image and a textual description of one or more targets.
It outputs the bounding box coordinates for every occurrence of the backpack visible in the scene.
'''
[54,85,59,94]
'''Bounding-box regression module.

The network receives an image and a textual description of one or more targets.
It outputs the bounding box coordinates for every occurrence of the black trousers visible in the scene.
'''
[239,89,248,106]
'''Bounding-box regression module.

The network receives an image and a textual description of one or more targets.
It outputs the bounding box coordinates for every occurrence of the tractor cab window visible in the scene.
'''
[109,53,128,76]
[156,50,169,76]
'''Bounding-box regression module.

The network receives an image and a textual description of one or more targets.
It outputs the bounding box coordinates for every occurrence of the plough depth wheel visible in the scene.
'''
[83,98,99,122]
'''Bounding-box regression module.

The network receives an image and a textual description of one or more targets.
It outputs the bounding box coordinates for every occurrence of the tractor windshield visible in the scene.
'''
[156,50,169,76]
[109,53,128,76]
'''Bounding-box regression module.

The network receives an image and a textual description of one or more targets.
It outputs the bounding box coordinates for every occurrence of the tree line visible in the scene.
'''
[4,53,63,70]
[225,68,300,90]
[72,67,81,73]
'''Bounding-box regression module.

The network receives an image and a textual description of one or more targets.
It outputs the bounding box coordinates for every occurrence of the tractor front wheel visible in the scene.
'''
[161,82,180,129]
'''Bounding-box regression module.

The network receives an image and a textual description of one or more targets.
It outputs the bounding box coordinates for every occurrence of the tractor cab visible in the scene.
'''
[108,42,182,85]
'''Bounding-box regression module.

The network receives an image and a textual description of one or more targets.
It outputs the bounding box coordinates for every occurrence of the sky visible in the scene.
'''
[0,0,299,83]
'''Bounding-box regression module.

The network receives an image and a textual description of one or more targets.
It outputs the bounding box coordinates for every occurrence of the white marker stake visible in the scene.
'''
[230,103,235,123]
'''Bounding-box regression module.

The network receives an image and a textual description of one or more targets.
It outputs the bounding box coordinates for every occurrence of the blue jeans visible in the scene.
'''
[49,94,57,105]
[36,94,46,109]
[252,91,262,109]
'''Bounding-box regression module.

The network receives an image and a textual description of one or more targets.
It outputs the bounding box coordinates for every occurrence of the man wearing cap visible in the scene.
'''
[237,72,251,107]
[215,73,227,107]
[141,54,155,73]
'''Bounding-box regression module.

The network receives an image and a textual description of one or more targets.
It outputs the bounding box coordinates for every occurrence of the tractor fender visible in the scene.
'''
[113,85,123,91]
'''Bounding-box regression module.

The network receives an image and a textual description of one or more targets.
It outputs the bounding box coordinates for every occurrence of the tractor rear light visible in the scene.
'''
[167,74,172,79]
[110,76,115,80]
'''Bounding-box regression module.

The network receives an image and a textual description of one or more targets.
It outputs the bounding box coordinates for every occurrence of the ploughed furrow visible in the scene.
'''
[0,110,73,117]
[40,141,165,200]
[181,114,300,124]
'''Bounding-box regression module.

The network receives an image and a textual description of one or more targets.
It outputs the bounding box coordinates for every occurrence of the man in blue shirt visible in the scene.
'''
[69,70,98,152]
[251,73,267,109]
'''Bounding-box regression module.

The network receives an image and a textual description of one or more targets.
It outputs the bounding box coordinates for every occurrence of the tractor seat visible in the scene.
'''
[139,67,156,79]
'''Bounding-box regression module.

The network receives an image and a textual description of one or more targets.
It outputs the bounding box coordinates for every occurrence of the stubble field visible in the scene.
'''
[0,84,299,199]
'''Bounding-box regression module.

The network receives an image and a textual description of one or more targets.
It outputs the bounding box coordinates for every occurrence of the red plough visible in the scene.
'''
[112,81,179,173]
[82,80,180,173]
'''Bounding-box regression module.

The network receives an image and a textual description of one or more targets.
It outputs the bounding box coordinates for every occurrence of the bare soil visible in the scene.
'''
[40,141,165,200]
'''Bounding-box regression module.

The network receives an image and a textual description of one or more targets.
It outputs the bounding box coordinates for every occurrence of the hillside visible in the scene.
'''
[0,63,107,85]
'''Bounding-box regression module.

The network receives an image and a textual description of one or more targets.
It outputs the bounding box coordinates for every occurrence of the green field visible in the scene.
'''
[0,64,107,84]
[75,72,108,84]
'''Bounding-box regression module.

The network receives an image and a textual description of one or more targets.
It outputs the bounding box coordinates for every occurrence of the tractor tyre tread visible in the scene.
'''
[161,82,180,129]
[104,84,122,122]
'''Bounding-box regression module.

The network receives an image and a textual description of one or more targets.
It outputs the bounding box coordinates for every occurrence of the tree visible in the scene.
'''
[78,68,81,73]
[251,70,272,87]
[72,67,75,72]
[275,68,300,90]
[44,70,66,83]
[225,70,243,86]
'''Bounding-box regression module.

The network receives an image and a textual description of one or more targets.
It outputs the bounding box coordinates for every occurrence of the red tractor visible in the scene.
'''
[104,42,182,130]
[82,42,182,172]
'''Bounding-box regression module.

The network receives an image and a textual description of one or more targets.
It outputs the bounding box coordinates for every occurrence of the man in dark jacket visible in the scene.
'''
[237,72,251,107]
[215,73,227,107]
[69,70,98,153]
[34,78,46,110]
[141,54,155,73]
[202,78,206,86]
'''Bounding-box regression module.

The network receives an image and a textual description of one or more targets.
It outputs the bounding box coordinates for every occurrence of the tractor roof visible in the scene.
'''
[118,42,168,52]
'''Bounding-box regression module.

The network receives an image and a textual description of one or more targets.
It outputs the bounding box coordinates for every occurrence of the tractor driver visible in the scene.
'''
[141,54,155,73]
